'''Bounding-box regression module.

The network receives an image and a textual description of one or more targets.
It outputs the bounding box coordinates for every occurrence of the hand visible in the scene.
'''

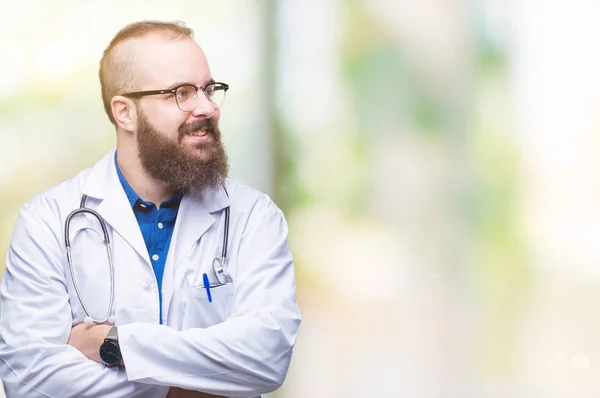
[67,323,112,364]
[166,387,226,398]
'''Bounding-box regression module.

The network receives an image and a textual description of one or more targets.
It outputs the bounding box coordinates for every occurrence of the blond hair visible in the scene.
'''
[99,20,194,126]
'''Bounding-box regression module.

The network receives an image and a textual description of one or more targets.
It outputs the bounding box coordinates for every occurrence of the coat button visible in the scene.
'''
[142,280,151,290]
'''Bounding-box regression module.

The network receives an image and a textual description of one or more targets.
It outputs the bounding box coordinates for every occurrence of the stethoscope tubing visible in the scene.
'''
[65,195,115,324]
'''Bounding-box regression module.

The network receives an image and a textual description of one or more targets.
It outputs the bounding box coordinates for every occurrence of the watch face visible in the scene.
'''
[100,340,121,366]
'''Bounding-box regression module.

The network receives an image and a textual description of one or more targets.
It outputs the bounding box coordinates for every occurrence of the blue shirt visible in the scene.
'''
[114,155,182,324]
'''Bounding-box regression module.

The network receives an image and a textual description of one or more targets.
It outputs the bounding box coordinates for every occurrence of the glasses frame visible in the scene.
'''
[121,82,229,111]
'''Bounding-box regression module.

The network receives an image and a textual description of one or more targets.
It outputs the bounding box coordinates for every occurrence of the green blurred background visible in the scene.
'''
[2,0,600,396]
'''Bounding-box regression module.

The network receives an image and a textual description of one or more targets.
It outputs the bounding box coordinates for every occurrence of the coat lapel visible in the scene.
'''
[81,149,150,265]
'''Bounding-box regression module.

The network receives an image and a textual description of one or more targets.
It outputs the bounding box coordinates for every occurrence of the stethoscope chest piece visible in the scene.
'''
[212,256,232,284]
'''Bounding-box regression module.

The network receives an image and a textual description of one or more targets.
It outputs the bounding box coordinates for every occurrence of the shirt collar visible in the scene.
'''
[114,152,183,209]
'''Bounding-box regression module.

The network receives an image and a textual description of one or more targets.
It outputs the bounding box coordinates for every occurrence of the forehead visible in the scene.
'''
[130,33,212,89]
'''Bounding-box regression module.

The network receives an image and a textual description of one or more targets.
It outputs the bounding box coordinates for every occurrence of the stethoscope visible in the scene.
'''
[64,193,231,325]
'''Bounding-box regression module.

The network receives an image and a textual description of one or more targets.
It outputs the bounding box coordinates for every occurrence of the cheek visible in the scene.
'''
[148,108,187,137]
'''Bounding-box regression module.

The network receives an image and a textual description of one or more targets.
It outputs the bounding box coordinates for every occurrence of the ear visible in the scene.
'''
[111,96,138,131]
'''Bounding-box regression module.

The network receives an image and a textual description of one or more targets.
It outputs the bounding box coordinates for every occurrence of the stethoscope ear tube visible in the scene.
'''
[221,205,229,260]
[211,205,230,285]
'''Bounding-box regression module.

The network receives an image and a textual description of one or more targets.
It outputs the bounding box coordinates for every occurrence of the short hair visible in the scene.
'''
[99,20,194,126]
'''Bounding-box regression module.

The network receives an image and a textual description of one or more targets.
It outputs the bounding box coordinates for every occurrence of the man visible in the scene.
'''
[0,20,301,398]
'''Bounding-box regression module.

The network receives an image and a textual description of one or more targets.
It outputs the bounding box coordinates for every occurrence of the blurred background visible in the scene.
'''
[2,0,600,396]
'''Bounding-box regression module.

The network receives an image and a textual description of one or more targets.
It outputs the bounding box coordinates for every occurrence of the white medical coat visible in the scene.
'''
[0,149,301,397]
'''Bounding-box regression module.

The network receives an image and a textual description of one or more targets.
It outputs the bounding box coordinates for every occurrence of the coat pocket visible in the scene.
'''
[182,274,234,329]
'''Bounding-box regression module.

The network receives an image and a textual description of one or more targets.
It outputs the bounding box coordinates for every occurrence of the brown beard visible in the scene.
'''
[136,111,229,193]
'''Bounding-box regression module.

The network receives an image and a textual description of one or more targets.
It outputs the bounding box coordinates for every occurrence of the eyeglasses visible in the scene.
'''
[122,82,229,112]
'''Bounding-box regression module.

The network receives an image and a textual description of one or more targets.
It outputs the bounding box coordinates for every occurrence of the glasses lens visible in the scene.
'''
[206,84,227,108]
[175,85,197,112]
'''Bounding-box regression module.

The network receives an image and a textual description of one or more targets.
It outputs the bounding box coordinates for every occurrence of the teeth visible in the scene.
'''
[189,130,207,137]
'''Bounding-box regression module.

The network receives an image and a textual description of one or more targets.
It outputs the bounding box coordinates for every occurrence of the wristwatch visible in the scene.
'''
[99,326,122,367]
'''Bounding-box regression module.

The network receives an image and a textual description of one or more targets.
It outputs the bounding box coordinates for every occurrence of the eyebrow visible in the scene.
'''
[166,78,216,90]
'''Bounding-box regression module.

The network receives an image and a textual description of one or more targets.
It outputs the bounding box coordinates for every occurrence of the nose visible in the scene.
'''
[191,91,217,119]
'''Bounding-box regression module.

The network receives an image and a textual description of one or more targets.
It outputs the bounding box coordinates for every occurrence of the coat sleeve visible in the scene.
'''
[0,201,161,398]
[119,195,302,397]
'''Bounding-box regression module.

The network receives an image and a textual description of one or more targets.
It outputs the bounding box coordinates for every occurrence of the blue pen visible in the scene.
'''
[203,273,212,303]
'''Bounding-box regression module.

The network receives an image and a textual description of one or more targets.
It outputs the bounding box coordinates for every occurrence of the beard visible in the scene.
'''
[136,111,229,193]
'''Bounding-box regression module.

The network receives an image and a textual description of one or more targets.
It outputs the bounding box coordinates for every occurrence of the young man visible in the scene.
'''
[0,20,301,398]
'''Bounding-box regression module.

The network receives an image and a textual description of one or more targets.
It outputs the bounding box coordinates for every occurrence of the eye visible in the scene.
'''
[204,84,216,97]
[175,85,197,101]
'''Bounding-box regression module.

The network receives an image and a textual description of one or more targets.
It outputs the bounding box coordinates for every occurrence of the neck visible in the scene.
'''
[116,144,176,205]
